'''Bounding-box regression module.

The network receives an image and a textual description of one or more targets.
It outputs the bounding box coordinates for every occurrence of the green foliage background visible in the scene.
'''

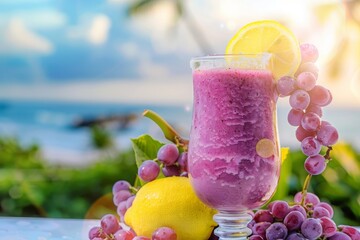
[0,136,137,218]
[0,135,359,226]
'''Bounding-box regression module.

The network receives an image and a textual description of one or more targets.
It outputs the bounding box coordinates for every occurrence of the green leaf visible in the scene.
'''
[131,134,166,186]
[131,134,165,168]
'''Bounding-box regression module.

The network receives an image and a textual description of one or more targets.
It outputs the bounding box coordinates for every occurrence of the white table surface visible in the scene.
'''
[0,217,99,240]
[0,216,358,240]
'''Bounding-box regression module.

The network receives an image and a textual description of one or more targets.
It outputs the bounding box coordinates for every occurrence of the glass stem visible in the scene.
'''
[213,211,252,240]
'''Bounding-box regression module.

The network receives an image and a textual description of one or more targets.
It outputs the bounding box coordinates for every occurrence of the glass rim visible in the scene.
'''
[190,53,272,70]
[190,53,271,62]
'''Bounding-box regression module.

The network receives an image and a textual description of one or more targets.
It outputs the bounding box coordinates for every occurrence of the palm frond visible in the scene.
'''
[126,0,161,16]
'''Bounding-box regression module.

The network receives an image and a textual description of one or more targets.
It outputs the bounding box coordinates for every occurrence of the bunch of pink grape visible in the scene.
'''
[247,43,360,240]
[276,43,339,175]
[88,144,187,240]
[247,191,360,240]
[88,178,178,240]
[138,143,188,182]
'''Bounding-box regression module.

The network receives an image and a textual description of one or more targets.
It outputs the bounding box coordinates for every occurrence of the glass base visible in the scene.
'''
[213,211,252,240]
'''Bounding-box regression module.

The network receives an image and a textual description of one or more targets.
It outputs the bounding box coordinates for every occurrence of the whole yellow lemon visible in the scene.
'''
[124,176,217,240]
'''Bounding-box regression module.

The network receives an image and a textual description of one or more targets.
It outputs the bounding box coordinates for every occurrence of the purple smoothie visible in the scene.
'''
[189,68,280,211]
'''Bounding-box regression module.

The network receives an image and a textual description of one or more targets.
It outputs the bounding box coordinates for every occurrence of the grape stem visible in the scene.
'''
[143,109,189,150]
[300,174,312,206]
[324,146,333,160]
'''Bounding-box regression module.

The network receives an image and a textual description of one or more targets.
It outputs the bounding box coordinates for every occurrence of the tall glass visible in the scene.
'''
[188,54,281,240]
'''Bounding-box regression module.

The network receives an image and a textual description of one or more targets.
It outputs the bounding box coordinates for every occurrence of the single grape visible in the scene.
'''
[116,201,127,220]
[253,209,274,223]
[304,154,327,175]
[152,227,177,240]
[293,193,303,203]
[290,204,307,219]
[320,217,337,238]
[248,235,264,240]
[301,218,323,239]
[289,89,311,110]
[265,222,288,240]
[339,225,360,240]
[138,160,160,182]
[316,202,334,218]
[313,205,331,218]
[295,125,316,142]
[88,226,103,239]
[328,232,352,240]
[306,104,323,117]
[112,180,131,195]
[125,195,136,209]
[301,112,321,132]
[317,124,339,146]
[157,144,179,165]
[296,62,319,78]
[100,214,120,235]
[180,171,188,177]
[252,222,271,239]
[286,232,307,240]
[276,76,296,96]
[309,85,332,106]
[294,192,320,206]
[288,109,304,127]
[284,210,305,231]
[162,164,181,177]
[271,200,289,220]
[301,136,322,156]
[113,229,136,240]
[113,190,132,206]
[177,152,188,172]
[296,72,317,91]
[300,43,319,63]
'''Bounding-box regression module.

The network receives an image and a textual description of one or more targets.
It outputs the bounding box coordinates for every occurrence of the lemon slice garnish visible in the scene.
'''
[226,20,301,80]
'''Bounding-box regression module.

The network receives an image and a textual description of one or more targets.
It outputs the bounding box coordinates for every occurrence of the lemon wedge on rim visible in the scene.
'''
[226,20,301,80]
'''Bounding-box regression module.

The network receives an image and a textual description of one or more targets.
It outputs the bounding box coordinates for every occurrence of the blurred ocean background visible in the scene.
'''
[0,100,192,165]
[0,100,359,165]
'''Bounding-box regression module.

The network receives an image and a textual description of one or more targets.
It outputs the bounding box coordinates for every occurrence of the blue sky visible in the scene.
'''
[0,0,359,106]
[0,0,187,83]
[0,0,212,104]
